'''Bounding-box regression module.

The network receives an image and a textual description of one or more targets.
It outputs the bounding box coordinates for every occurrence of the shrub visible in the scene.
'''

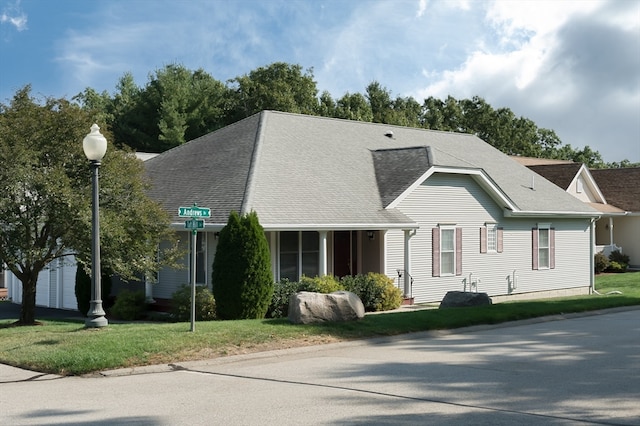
[74,264,113,316]
[267,279,300,318]
[170,285,216,322]
[594,252,609,274]
[608,261,628,273]
[342,273,402,312]
[109,290,147,320]
[212,211,274,319]
[299,275,343,293]
[609,250,629,267]
[267,275,346,318]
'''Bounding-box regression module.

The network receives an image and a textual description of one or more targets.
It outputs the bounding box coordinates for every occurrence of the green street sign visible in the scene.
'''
[178,205,211,218]
[184,219,205,230]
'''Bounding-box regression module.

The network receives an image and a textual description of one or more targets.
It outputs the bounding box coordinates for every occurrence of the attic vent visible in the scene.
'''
[384,130,394,139]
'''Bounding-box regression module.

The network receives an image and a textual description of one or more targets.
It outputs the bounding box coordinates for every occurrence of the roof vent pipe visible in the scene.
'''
[384,130,394,139]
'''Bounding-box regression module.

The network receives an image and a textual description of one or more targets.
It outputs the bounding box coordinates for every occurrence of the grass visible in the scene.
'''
[1,272,638,376]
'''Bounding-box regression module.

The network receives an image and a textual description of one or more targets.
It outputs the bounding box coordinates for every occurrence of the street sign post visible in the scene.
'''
[178,204,210,332]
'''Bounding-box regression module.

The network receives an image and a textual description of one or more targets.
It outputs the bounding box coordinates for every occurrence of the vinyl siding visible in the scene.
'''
[154,231,218,299]
[390,173,591,303]
[154,233,191,299]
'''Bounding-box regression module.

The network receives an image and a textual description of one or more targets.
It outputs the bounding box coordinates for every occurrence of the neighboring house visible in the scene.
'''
[590,168,640,269]
[517,159,640,269]
[143,111,599,305]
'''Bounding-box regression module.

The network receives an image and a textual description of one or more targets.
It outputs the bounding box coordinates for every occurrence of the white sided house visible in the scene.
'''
[522,161,640,270]
[144,111,599,306]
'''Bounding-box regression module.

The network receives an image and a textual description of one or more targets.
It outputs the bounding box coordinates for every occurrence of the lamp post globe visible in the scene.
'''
[84,124,108,328]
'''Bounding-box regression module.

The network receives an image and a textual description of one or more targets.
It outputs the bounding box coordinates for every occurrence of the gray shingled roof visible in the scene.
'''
[590,168,640,212]
[145,111,597,228]
[372,146,432,208]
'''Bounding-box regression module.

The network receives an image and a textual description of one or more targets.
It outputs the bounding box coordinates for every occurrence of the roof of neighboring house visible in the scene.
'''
[145,111,597,228]
[511,156,574,166]
[526,163,583,190]
[590,168,640,212]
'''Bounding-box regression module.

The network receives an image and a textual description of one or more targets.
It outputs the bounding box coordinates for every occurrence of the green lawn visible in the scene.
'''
[1,272,638,376]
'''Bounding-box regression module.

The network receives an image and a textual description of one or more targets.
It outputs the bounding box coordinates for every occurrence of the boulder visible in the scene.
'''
[288,291,365,324]
[439,291,492,309]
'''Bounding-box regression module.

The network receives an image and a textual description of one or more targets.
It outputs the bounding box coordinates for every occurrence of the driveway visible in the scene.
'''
[1,307,639,425]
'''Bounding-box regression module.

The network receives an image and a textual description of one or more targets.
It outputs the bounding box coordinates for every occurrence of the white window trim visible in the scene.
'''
[537,223,551,270]
[440,226,456,277]
[485,223,497,253]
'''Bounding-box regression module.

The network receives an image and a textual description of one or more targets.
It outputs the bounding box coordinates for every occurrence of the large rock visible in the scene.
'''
[288,291,365,324]
[439,291,492,308]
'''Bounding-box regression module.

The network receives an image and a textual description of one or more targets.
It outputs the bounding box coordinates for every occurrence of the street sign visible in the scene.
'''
[178,205,211,218]
[184,219,205,230]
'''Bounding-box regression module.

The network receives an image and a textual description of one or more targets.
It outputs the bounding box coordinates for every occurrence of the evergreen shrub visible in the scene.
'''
[74,264,113,316]
[608,251,629,272]
[109,290,147,320]
[170,285,216,321]
[594,252,609,274]
[211,211,274,319]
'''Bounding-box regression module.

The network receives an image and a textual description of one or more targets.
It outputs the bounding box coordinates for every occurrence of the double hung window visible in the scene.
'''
[532,224,555,270]
[432,226,462,277]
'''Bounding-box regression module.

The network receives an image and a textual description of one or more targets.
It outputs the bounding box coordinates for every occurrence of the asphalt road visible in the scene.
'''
[1,307,639,425]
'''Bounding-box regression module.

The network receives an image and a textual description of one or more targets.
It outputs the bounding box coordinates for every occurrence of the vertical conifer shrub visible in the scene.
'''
[74,263,113,316]
[212,211,274,319]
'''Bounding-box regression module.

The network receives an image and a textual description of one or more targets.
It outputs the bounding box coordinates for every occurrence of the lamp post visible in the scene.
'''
[83,124,108,328]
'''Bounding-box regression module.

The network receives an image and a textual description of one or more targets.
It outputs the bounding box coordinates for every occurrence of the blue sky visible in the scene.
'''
[1,0,638,162]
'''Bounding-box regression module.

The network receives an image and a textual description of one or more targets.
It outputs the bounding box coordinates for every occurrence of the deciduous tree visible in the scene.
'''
[0,86,179,325]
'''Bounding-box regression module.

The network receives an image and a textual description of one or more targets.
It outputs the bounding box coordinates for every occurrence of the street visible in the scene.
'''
[1,307,639,425]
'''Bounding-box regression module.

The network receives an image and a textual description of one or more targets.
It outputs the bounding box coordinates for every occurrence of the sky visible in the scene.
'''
[1,0,639,163]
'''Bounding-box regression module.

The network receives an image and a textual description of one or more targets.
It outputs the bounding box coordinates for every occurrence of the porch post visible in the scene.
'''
[608,217,614,247]
[270,232,278,281]
[319,231,328,276]
[145,278,155,304]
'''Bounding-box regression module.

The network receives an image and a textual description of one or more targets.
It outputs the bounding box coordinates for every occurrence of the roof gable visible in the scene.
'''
[527,163,606,204]
[372,146,432,207]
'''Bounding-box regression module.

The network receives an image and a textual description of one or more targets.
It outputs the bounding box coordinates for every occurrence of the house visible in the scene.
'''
[143,111,599,305]
[589,168,640,268]
[517,159,640,269]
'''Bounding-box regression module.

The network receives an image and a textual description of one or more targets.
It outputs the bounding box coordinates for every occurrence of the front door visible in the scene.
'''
[334,231,357,278]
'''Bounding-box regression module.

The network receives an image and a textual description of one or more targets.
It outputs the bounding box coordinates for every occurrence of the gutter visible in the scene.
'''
[503,210,601,219]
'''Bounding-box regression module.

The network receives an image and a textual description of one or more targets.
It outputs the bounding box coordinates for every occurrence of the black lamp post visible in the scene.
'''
[83,124,108,328]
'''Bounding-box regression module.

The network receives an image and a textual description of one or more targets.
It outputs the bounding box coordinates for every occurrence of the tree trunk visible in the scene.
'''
[19,277,37,325]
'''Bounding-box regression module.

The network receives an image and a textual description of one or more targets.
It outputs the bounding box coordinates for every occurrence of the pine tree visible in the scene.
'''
[212,211,273,319]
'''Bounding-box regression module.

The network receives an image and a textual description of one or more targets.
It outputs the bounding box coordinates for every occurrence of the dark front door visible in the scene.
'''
[334,231,357,278]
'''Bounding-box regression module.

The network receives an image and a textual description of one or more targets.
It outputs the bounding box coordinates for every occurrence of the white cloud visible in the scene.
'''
[1,0,27,31]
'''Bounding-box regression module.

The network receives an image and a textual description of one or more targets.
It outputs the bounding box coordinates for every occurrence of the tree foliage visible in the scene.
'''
[211,211,273,320]
[0,86,179,325]
[226,62,319,122]
[75,62,635,167]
